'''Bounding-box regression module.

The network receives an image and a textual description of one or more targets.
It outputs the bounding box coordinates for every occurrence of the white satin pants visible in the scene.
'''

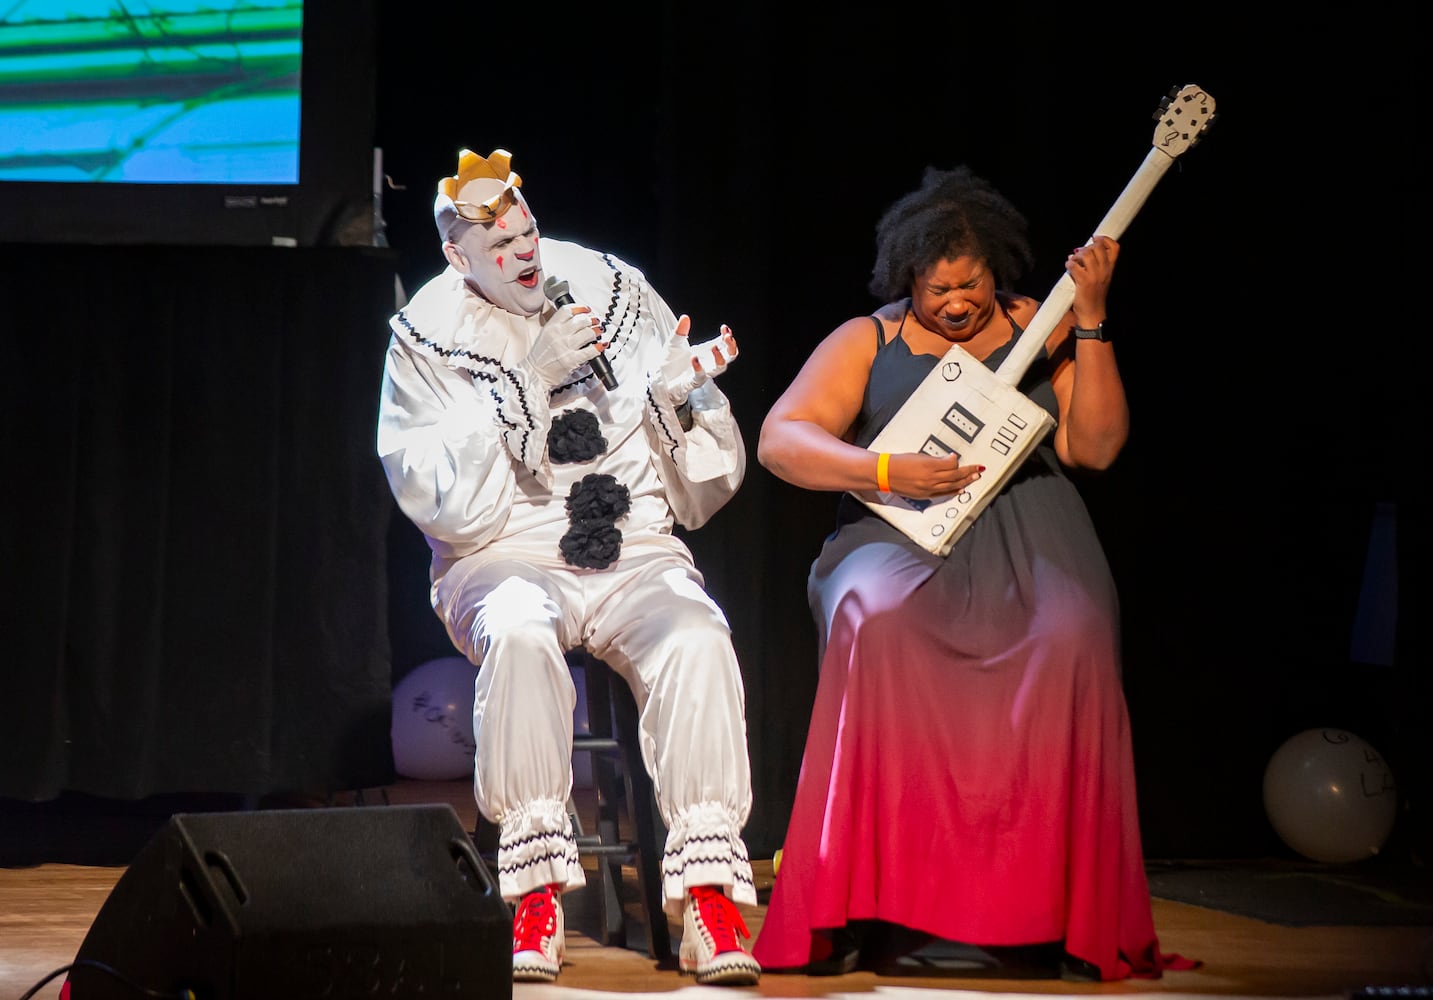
[432,538,756,914]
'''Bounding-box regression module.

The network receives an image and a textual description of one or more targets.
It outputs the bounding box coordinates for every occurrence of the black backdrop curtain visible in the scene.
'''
[368,5,1429,862]
[0,245,399,804]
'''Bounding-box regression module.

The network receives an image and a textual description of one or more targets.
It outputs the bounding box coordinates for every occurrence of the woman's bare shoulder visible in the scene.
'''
[818,311,889,360]
[1000,290,1040,321]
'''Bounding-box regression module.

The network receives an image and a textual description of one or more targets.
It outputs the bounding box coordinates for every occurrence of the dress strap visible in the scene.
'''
[879,299,913,349]
[997,294,1023,336]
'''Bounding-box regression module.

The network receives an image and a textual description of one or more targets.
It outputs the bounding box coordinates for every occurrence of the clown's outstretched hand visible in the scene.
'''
[662,316,738,404]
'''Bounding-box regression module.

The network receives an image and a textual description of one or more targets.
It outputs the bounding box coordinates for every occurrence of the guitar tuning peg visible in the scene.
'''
[1153,97,1173,121]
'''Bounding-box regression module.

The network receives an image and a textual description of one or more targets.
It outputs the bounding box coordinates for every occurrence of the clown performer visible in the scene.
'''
[376,148,760,986]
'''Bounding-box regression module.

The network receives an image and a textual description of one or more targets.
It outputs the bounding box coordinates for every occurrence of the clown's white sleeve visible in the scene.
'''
[491,360,556,487]
[646,372,746,530]
[377,337,522,554]
[640,287,745,529]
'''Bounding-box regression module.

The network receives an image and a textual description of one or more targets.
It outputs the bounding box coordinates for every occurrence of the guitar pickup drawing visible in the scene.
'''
[940,400,984,444]
[920,435,957,458]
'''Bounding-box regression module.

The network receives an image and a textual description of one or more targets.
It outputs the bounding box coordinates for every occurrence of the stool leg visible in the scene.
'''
[611,677,674,963]
[581,658,628,948]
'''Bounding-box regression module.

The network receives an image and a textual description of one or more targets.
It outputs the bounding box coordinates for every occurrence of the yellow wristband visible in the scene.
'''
[876,452,891,493]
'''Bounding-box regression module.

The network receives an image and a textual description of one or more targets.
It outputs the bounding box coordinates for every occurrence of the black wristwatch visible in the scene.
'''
[1072,321,1109,342]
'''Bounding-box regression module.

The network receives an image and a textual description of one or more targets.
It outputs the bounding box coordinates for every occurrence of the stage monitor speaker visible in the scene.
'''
[65,803,511,1000]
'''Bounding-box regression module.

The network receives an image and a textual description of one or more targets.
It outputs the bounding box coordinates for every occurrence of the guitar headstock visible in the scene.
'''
[1151,84,1216,158]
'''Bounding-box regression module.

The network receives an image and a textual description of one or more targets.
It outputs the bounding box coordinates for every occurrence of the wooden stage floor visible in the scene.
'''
[2,778,1430,999]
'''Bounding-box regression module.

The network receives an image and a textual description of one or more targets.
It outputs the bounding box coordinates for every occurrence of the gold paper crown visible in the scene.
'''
[437,148,523,224]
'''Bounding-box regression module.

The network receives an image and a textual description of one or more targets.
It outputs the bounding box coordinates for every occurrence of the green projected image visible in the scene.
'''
[0,1,302,184]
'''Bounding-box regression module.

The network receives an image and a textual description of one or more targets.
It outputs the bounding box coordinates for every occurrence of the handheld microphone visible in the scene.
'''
[543,275,618,390]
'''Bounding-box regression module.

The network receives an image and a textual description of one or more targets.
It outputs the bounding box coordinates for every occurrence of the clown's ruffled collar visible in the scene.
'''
[392,265,545,373]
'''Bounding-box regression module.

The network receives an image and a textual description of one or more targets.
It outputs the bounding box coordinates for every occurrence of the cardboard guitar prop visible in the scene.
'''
[852,83,1216,556]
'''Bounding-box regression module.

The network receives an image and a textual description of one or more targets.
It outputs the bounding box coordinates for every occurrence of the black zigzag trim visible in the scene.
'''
[662,831,750,861]
[395,310,537,461]
[663,855,758,892]
[600,254,641,358]
[648,384,683,463]
[553,255,639,395]
[662,849,754,872]
[665,865,757,893]
[461,370,520,438]
[507,846,580,878]
[501,829,579,876]
[661,831,754,890]
[502,828,571,853]
[480,384,523,437]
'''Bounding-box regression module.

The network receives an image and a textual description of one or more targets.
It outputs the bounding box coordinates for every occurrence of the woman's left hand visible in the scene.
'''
[1066,235,1118,323]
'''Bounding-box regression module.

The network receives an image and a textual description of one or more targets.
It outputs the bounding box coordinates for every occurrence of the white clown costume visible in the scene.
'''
[377,215,757,921]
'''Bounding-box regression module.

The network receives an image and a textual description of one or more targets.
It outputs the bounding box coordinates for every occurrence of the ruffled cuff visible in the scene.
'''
[646,378,741,485]
[496,796,586,902]
[496,362,555,487]
[660,800,756,915]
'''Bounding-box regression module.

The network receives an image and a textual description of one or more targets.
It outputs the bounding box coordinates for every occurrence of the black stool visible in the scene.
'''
[569,651,672,961]
[472,651,672,962]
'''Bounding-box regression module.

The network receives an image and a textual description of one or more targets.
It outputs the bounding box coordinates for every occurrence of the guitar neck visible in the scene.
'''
[994,143,1181,384]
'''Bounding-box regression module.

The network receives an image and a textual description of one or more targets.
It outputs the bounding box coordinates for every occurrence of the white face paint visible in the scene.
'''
[444,184,546,317]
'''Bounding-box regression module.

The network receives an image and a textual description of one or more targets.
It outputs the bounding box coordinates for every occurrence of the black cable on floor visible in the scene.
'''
[18,960,195,1000]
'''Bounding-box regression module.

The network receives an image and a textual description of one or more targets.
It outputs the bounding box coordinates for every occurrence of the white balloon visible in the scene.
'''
[390,656,478,780]
[1263,728,1398,863]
